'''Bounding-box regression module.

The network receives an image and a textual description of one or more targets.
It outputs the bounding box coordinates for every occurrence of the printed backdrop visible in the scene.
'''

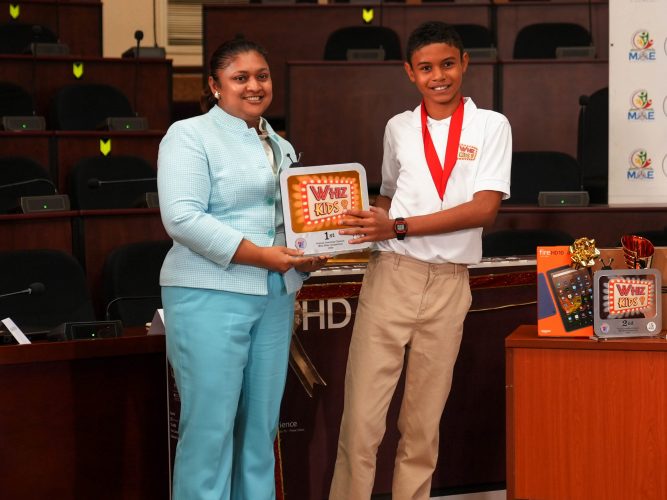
[609,1,667,204]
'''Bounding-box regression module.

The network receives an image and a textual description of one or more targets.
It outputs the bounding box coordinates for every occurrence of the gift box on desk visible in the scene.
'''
[537,246,594,337]
[595,247,665,334]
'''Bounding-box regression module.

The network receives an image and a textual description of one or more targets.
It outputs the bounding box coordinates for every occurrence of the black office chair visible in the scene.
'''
[102,240,171,327]
[577,87,608,204]
[508,151,582,205]
[0,157,56,213]
[0,82,34,117]
[68,155,157,209]
[0,23,57,54]
[455,24,494,49]
[483,229,574,257]
[50,84,134,130]
[323,26,402,61]
[513,23,592,59]
[0,249,95,331]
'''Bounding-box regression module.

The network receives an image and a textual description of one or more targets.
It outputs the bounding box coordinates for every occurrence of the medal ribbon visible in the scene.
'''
[420,98,464,200]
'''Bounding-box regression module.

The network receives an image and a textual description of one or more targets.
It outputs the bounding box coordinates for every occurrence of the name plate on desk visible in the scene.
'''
[280,163,371,256]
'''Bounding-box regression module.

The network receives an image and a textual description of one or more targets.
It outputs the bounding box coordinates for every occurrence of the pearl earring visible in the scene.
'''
[214,91,220,99]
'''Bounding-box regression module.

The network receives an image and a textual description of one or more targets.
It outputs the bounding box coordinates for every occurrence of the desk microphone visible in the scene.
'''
[104,294,161,321]
[0,282,46,300]
[0,178,57,192]
[88,177,157,188]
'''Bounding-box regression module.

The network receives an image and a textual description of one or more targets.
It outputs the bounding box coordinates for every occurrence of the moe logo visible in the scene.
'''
[627,149,654,180]
[629,30,656,61]
[627,90,654,120]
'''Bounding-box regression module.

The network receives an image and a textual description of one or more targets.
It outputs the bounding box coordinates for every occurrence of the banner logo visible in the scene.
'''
[627,149,654,180]
[629,30,656,61]
[627,90,655,120]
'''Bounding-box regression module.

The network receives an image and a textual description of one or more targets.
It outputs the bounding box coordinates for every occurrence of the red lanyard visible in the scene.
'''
[420,98,464,200]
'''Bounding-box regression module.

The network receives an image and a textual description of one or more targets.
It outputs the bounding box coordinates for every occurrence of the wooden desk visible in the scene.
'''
[499,59,608,156]
[506,325,667,500]
[0,55,172,130]
[492,205,667,248]
[0,131,53,178]
[286,60,494,188]
[0,0,102,56]
[204,2,491,119]
[0,211,74,252]
[75,209,169,317]
[495,0,609,61]
[54,131,162,193]
[0,332,168,499]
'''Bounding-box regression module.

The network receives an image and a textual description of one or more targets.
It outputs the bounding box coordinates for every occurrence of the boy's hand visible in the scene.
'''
[295,255,330,273]
[338,206,395,244]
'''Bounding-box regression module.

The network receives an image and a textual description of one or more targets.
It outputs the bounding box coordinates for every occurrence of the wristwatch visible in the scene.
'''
[393,217,408,240]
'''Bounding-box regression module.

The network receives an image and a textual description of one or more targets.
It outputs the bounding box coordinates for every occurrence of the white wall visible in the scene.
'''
[101,0,157,58]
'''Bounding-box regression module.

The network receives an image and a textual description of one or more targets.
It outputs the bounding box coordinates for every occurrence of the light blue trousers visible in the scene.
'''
[163,272,294,500]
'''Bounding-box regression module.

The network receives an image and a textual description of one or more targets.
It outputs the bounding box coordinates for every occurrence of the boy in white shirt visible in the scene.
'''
[329,21,512,500]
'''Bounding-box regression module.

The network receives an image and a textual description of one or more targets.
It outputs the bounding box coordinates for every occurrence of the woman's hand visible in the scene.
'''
[338,206,395,244]
[259,246,308,273]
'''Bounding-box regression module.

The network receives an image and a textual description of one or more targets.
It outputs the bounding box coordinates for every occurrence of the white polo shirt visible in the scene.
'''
[376,98,512,264]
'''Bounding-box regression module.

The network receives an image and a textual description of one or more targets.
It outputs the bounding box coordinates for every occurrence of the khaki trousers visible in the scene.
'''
[329,251,472,500]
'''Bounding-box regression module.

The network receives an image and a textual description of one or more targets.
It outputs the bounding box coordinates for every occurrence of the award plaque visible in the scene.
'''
[280,163,371,256]
[593,269,662,338]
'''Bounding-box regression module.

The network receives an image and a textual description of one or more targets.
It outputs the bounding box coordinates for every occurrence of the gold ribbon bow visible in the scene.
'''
[569,237,600,269]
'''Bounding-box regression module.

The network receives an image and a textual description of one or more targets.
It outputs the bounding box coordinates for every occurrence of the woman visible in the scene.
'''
[158,38,326,500]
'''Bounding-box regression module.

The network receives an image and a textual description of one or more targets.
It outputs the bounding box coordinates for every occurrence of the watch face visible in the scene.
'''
[395,222,407,232]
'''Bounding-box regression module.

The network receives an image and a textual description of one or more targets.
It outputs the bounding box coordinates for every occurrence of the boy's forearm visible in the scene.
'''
[373,194,392,211]
[404,190,502,237]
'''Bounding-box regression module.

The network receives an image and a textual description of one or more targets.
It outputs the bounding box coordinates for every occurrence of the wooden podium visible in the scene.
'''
[506,325,667,500]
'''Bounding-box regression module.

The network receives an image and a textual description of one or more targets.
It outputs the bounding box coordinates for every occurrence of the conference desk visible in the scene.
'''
[492,204,667,248]
[499,58,608,157]
[0,131,52,177]
[506,325,667,500]
[204,2,492,119]
[495,0,609,61]
[0,330,168,500]
[0,210,74,252]
[0,55,172,130]
[0,0,102,57]
[286,60,494,188]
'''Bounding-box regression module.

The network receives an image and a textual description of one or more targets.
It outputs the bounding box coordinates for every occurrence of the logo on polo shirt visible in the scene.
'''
[458,144,478,161]
[627,90,655,120]
[627,149,654,180]
[629,30,656,61]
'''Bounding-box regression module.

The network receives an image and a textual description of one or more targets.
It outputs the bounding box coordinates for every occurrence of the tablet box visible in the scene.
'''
[537,246,594,337]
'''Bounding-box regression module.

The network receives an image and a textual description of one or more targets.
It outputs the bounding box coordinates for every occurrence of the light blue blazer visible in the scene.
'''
[158,105,305,295]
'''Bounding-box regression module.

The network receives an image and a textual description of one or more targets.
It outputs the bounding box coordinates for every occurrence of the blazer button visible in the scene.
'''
[267,229,275,237]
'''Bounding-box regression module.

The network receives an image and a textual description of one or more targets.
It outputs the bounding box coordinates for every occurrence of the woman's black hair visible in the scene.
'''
[405,21,465,64]
[200,36,270,112]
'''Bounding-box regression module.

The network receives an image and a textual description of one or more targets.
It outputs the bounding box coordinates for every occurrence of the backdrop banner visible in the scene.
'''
[609,1,667,204]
